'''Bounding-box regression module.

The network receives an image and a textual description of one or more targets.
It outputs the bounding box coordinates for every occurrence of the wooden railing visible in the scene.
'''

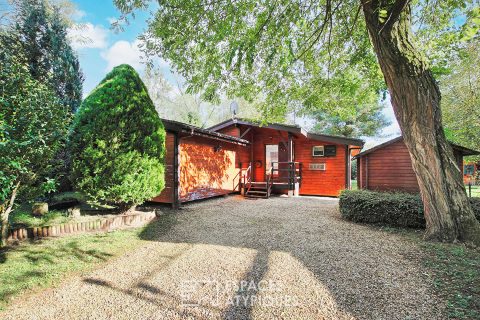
[271,162,302,190]
[266,166,274,197]
[243,162,252,194]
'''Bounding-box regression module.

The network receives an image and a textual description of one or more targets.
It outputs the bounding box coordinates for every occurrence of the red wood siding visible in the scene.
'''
[218,126,241,137]
[358,139,419,192]
[358,140,466,193]
[179,136,248,202]
[238,126,348,197]
[295,137,347,196]
[151,132,176,203]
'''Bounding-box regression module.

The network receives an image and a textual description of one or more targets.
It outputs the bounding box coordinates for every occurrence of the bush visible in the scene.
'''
[70,64,165,208]
[339,190,480,229]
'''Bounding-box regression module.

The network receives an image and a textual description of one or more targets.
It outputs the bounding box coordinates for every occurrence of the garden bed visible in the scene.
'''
[7,211,156,242]
[7,192,161,242]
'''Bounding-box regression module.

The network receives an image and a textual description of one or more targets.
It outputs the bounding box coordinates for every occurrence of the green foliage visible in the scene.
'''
[440,41,480,161]
[339,190,426,228]
[339,190,480,228]
[142,65,261,127]
[0,31,69,206]
[115,0,385,124]
[13,0,83,113]
[70,64,166,206]
[113,0,476,125]
[9,207,70,228]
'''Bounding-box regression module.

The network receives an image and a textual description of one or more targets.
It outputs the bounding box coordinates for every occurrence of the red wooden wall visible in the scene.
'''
[295,136,347,196]
[358,139,420,192]
[222,125,349,197]
[178,136,249,202]
[358,139,465,193]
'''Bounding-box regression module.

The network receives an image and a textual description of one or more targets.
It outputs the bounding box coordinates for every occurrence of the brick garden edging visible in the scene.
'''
[7,211,156,242]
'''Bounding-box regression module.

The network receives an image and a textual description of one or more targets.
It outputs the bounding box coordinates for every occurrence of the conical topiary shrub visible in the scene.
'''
[70,64,165,211]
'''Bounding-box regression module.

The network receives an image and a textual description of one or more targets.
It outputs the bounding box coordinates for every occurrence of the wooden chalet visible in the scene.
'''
[353,136,480,193]
[152,118,364,206]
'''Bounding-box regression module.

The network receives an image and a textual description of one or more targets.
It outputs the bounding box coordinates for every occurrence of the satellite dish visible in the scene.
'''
[230,100,239,118]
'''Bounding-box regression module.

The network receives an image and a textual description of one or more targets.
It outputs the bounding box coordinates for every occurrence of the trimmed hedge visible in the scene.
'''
[339,190,480,229]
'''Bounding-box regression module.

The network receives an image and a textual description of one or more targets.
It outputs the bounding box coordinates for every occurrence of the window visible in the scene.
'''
[465,164,475,175]
[312,146,324,157]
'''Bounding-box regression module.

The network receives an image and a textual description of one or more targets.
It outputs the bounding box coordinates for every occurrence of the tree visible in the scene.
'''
[13,0,83,113]
[142,65,261,127]
[303,70,390,137]
[0,32,68,247]
[114,0,480,243]
[440,41,480,162]
[70,64,166,211]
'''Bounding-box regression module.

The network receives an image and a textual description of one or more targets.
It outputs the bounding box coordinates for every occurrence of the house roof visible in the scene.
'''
[208,118,365,147]
[161,118,250,145]
[353,136,480,159]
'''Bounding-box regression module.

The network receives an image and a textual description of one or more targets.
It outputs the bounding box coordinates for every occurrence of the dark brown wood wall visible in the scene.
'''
[358,139,467,193]
[151,132,176,203]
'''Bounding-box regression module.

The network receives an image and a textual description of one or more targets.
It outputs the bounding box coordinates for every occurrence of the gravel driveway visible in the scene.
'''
[2,195,444,319]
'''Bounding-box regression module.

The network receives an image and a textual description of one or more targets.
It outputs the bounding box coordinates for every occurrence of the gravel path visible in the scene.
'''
[2,195,445,319]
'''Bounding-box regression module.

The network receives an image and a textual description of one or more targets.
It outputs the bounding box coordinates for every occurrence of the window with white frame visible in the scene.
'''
[312,145,324,157]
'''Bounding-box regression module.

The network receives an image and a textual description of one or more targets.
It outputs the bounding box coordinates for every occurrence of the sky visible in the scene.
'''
[69,1,399,148]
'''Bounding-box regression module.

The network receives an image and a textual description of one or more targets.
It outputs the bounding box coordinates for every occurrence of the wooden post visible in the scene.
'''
[172,132,180,209]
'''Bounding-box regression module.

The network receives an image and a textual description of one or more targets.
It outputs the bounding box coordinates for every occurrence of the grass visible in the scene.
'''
[379,227,480,319]
[0,227,148,311]
[9,207,71,228]
[351,179,358,190]
[466,185,480,198]
[422,241,480,319]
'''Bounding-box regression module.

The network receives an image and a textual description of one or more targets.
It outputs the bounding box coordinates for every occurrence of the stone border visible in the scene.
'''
[7,211,156,242]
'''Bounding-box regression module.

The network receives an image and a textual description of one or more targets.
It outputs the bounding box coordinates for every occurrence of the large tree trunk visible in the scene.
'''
[361,1,480,244]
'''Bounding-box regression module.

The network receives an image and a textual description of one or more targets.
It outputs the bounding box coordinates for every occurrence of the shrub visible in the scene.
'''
[339,190,480,229]
[70,64,165,208]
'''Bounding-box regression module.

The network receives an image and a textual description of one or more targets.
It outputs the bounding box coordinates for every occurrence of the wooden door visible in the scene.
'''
[278,142,289,182]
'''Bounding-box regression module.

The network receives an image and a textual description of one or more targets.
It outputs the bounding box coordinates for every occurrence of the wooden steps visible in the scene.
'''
[244,182,270,199]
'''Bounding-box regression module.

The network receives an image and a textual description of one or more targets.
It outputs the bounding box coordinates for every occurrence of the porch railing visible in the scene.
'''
[270,162,302,190]
[242,162,252,194]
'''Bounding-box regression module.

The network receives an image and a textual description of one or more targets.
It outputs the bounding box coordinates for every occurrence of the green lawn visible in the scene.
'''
[423,240,480,319]
[0,226,149,310]
[382,227,480,319]
[351,179,358,190]
[466,185,480,197]
[9,205,71,228]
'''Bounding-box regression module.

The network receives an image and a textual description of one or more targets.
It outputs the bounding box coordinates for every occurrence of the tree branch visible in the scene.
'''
[1,182,20,219]
[379,0,411,34]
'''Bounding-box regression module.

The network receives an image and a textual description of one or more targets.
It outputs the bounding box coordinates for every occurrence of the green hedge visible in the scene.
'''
[339,190,480,229]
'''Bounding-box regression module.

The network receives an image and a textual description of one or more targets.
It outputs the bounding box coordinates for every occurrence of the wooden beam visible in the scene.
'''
[172,133,180,209]
[288,133,294,162]
[240,127,251,139]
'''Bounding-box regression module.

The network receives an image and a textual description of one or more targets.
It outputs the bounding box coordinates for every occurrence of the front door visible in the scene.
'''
[265,144,278,178]
[278,142,289,182]
[265,143,289,180]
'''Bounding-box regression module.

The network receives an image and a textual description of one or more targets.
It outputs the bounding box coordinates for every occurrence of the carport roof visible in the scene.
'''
[160,118,250,145]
